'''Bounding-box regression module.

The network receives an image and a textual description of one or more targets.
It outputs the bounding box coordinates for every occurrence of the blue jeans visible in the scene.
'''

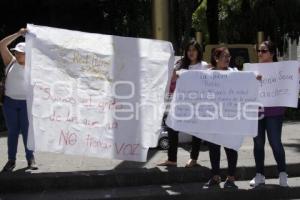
[254,115,286,175]
[2,96,34,161]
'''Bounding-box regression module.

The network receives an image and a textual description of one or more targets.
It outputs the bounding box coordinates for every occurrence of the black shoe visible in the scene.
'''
[224,179,238,189]
[2,160,16,172]
[203,176,221,189]
[27,159,38,170]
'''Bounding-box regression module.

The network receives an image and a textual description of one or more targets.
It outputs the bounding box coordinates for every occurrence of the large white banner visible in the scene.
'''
[166,70,259,150]
[25,24,174,162]
[244,61,299,108]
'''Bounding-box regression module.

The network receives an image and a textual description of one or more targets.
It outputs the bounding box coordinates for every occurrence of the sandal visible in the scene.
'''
[185,159,199,168]
[157,160,177,167]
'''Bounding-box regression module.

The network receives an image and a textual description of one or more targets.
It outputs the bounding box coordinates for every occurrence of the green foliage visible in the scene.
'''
[219,0,255,43]
[192,0,209,43]
[103,0,152,38]
[192,0,207,32]
[192,0,300,47]
[0,0,152,39]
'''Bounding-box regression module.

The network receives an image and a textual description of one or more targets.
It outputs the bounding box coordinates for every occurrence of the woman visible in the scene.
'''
[249,41,288,187]
[158,40,208,167]
[0,28,38,172]
[203,47,239,189]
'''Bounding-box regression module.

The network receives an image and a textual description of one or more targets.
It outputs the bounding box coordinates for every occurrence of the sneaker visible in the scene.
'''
[2,160,16,172]
[27,159,38,170]
[279,172,289,187]
[224,178,238,189]
[250,173,265,187]
[203,176,221,189]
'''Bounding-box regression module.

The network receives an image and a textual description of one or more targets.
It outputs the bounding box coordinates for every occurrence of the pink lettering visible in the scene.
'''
[59,130,77,146]
[115,143,140,155]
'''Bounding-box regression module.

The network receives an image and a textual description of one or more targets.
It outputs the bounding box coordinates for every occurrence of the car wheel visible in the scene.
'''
[159,137,169,150]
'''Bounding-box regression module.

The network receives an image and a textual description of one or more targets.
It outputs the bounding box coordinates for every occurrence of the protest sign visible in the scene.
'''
[25,24,174,162]
[244,61,299,107]
[166,70,259,150]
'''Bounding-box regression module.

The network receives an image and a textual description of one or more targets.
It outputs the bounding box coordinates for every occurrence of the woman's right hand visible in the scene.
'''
[18,28,28,36]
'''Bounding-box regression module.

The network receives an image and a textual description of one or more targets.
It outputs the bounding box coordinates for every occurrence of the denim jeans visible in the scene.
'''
[254,115,286,175]
[2,96,34,161]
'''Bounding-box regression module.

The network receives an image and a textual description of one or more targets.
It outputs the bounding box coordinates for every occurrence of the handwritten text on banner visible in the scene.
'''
[166,71,259,150]
[244,61,299,108]
[25,24,174,162]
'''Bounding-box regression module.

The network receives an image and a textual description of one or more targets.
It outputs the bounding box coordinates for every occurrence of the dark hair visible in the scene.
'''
[210,47,229,67]
[179,40,203,69]
[261,41,278,62]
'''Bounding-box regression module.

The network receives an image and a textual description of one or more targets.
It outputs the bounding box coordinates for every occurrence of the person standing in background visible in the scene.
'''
[158,40,208,168]
[249,41,288,188]
[202,47,239,189]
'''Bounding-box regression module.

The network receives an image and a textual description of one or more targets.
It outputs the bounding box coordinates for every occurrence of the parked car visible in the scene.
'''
[157,129,193,150]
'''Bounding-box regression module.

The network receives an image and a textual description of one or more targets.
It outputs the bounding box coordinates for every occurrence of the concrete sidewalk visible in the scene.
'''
[0,121,300,195]
[3,177,300,200]
[0,121,300,173]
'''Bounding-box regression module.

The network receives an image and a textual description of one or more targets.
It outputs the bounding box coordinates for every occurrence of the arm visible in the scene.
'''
[171,70,177,81]
[0,28,27,66]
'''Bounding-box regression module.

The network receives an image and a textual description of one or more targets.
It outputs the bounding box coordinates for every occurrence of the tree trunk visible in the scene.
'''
[182,0,200,46]
[206,0,219,44]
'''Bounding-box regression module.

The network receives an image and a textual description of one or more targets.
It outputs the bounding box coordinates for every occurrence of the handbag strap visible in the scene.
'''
[2,59,16,87]
[4,59,16,78]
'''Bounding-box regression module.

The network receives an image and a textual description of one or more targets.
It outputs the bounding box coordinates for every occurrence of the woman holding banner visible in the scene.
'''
[0,28,38,172]
[249,41,288,187]
[203,47,239,189]
[158,40,208,168]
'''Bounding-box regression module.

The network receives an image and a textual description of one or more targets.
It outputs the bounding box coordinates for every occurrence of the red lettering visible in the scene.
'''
[115,143,140,155]
[115,143,125,154]
[59,130,77,146]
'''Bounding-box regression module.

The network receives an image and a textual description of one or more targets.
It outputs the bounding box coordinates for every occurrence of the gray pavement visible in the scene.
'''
[2,177,300,200]
[1,121,300,200]
[0,121,300,173]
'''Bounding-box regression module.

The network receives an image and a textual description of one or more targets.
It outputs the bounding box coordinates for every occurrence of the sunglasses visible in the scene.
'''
[257,49,269,54]
[220,54,231,59]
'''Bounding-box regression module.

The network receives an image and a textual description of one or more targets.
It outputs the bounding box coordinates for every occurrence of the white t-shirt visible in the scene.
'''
[188,61,209,70]
[5,58,27,100]
[176,61,209,75]
[208,66,238,71]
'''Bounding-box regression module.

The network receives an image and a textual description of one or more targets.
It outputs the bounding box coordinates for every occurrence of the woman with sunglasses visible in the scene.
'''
[202,47,240,189]
[0,28,38,172]
[249,41,288,187]
[158,40,208,168]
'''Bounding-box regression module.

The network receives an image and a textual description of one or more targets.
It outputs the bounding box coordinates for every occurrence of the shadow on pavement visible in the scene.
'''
[284,139,300,153]
[113,148,159,169]
[0,131,7,138]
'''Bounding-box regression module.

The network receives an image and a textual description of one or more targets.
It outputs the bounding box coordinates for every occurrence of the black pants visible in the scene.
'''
[208,142,238,177]
[167,126,201,162]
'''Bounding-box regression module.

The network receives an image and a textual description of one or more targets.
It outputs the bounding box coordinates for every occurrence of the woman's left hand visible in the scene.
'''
[256,74,262,81]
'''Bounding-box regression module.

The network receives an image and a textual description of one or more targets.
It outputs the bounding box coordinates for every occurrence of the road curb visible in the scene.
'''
[0,163,300,193]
